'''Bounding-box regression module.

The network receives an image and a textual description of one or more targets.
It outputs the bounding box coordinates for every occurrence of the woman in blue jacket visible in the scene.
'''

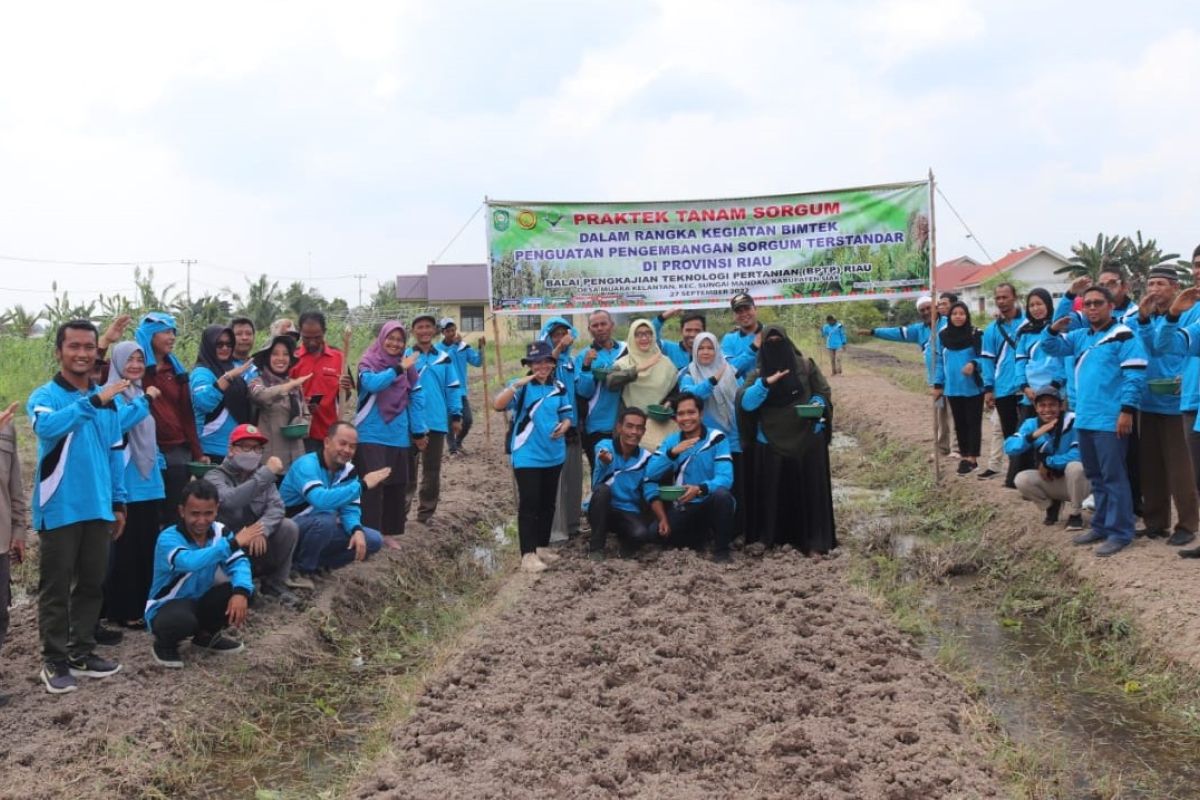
[933,302,985,474]
[191,325,254,460]
[494,340,573,573]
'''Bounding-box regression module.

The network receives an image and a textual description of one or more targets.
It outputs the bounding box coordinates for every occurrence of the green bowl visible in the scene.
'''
[1148,378,1181,396]
[590,366,612,381]
[281,422,311,439]
[647,403,674,421]
[795,403,824,419]
[187,461,217,478]
[658,485,686,501]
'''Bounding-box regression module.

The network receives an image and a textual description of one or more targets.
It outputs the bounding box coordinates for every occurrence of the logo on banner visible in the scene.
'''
[545,212,563,228]
[492,210,510,231]
[516,210,537,230]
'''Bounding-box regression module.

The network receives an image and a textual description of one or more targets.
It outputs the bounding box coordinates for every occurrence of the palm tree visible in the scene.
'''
[42,283,97,328]
[1054,233,1127,280]
[1,305,42,338]
[1119,230,1180,295]
[133,266,183,314]
[232,274,283,329]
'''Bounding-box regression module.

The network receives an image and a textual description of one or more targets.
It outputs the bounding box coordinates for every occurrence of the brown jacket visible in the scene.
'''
[0,422,28,552]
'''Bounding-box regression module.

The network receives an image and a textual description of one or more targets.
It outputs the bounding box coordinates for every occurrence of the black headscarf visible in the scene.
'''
[759,325,807,407]
[253,334,302,421]
[939,302,982,351]
[196,324,252,425]
[1020,288,1054,334]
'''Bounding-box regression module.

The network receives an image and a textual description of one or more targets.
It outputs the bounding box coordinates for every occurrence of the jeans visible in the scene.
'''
[664,488,736,556]
[1078,429,1134,544]
[293,512,382,573]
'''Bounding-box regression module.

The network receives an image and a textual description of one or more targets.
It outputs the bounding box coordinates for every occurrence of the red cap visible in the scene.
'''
[229,423,269,446]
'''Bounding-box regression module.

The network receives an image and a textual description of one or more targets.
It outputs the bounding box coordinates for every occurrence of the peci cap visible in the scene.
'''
[730,292,755,310]
[1033,385,1063,402]
[521,340,556,365]
[411,312,438,328]
[1148,265,1180,281]
[916,295,933,308]
[229,423,269,447]
[438,317,457,331]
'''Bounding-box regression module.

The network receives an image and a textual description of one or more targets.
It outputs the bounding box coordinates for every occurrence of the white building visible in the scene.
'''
[938,246,1073,317]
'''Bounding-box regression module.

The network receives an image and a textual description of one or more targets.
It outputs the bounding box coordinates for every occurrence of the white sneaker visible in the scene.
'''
[1081,494,1095,512]
[535,547,560,562]
[521,553,547,573]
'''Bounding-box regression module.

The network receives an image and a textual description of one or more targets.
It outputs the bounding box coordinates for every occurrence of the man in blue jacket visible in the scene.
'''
[647,394,736,563]
[1044,286,1148,556]
[820,315,847,375]
[722,292,764,379]
[981,283,1027,488]
[652,308,707,369]
[1005,386,1087,530]
[146,480,259,668]
[280,422,387,574]
[587,408,669,560]
[405,313,463,523]
[28,320,129,694]
[437,317,482,456]
[575,309,626,474]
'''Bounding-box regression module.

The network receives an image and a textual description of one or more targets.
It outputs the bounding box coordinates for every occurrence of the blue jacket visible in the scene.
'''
[574,342,627,436]
[678,372,743,454]
[590,438,657,513]
[821,322,846,350]
[405,346,463,434]
[1130,313,1184,415]
[190,366,239,456]
[933,342,985,398]
[739,379,827,444]
[647,427,734,504]
[981,310,1026,397]
[507,377,574,469]
[721,324,762,379]
[144,522,253,630]
[538,316,579,411]
[28,375,127,531]
[651,315,691,370]
[115,395,166,503]
[353,366,429,447]
[1152,309,1200,417]
[436,339,482,390]
[1003,413,1081,471]
[1015,322,1065,402]
[1052,293,1140,329]
[1042,320,1147,431]
[280,451,364,536]
[870,320,938,384]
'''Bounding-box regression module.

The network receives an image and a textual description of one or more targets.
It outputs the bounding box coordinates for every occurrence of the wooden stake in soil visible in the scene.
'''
[480,333,492,441]
[491,314,506,383]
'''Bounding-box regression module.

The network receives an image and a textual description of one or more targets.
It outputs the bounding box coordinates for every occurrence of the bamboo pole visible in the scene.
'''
[929,168,942,485]
[491,314,506,383]
[479,334,492,440]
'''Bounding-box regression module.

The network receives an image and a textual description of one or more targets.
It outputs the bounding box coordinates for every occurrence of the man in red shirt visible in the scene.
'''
[292,311,352,452]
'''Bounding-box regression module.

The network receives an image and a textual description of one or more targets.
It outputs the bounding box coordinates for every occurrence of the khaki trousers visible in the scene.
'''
[1139,411,1199,533]
[1014,462,1089,514]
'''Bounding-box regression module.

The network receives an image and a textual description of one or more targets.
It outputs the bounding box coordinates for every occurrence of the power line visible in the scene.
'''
[935,185,995,264]
[430,202,485,265]
[0,254,179,266]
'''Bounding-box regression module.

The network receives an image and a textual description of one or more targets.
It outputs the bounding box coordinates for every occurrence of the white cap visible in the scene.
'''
[916,295,933,308]
[438,317,456,330]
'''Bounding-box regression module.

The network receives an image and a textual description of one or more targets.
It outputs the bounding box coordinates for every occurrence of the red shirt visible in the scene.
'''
[292,345,345,441]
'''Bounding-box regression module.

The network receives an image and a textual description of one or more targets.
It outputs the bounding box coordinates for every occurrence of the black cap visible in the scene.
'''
[1033,385,1063,402]
[1148,266,1180,281]
[730,292,755,310]
[521,340,555,365]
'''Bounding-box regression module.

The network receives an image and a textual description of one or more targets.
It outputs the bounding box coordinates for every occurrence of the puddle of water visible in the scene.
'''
[925,575,1200,797]
[829,431,859,452]
[831,478,891,508]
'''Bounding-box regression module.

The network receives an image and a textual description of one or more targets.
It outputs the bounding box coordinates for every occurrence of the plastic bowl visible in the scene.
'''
[590,366,612,381]
[657,485,686,501]
[281,422,311,439]
[647,403,674,421]
[187,461,217,478]
[795,403,824,419]
[1148,378,1181,396]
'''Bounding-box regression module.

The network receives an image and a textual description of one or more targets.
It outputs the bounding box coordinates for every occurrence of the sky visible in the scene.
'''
[1,0,1198,311]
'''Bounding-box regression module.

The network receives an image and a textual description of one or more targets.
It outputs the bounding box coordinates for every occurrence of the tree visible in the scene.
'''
[1,305,42,338]
[1118,230,1180,296]
[1055,234,1127,281]
[232,274,283,329]
[133,266,182,314]
[42,283,97,327]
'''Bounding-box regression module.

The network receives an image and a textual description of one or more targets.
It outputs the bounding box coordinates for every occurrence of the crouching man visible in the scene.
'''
[1005,386,1088,531]
[207,424,305,609]
[146,480,258,668]
[280,421,387,575]
[587,407,669,560]
[647,393,736,563]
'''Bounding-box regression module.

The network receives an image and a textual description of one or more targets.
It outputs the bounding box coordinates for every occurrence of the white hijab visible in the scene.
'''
[686,332,738,432]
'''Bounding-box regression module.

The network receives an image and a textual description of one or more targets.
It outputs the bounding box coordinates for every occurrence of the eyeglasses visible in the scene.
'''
[216,340,233,348]
[1081,300,1108,308]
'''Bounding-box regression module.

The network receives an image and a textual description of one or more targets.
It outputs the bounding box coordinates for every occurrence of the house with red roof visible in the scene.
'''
[936,246,1072,316]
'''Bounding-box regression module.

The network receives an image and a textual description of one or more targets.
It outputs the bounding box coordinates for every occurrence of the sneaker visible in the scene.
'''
[1043,500,1062,526]
[192,632,245,654]
[956,459,973,475]
[534,546,560,562]
[520,552,547,573]
[67,654,121,679]
[41,661,78,694]
[1064,514,1085,531]
[1167,529,1197,547]
[152,641,184,669]
[977,469,999,480]
[1095,539,1130,558]
[1072,530,1106,546]
[1179,546,1200,559]
[285,572,316,590]
[94,623,124,646]
[587,549,606,562]
[712,551,732,564]
[1135,527,1167,540]
[1081,495,1095,511]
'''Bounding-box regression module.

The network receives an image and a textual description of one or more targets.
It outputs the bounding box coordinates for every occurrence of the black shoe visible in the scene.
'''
[1179,546,1200,559]
[192,632,244,654]
[1072,530,1106,546]
[713,551,732,564]
[977,469,999,479]
[618,541,638,560]
[587,549,606,562]
[1043,500,1062,526]
[67,654,121,678]
[261,581,305,610]
[152,641,184,669]
[1135,527,1167,540]
[1167,529,1197,547]
[41,661,78,694]
[1065,514,1085,531]
[1095,539,1130,557]
[1003,481,1018,490]
[956,459,973,475]
[94,623,124,646]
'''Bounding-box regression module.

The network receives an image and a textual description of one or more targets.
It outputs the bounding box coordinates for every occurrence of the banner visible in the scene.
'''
[486,180,932,314]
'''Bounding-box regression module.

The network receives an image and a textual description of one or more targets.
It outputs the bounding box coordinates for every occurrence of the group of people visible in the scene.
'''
[497,292,838,574]
[861,244,1200,559]
[1,309,486,697]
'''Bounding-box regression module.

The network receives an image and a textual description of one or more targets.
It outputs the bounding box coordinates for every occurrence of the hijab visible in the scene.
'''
[357,321,417,423]
[253,334,303,421]
[196,324,252,424]
[939,302,981,351]
[615,319,678,409]
[736,325,831,458]
[687,332,738,430]
[758,326,807,407]
[1021,288,1054,334]
[104,341,158,479]
[134,311,185,374]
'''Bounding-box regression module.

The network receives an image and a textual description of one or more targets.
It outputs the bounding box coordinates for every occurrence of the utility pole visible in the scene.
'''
[181,259,197,303]
[354,273,367,307]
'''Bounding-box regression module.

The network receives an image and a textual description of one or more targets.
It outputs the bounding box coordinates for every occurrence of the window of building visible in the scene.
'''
[517,314,542,331]
[460,305,485,332]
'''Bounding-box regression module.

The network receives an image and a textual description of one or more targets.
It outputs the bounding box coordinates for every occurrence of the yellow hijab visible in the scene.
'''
[615,318,679,448]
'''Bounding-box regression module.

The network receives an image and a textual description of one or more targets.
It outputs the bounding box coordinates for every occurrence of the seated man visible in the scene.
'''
[587,407,669,561]
[1004,386,1087,531]
[145,480,258,668]
[647,393,736,563]
[207,423,305,609]
[280,421,387,575]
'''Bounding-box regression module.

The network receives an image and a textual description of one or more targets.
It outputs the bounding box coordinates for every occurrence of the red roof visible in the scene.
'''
[937,246,1047,290]
[935,255,984,290]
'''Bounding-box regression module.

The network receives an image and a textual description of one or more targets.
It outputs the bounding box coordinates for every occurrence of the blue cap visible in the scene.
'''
[1033,385,1063,402]
[521,340,555,365]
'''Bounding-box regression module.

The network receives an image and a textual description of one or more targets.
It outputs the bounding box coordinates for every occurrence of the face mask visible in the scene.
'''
[230,452,262,472]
